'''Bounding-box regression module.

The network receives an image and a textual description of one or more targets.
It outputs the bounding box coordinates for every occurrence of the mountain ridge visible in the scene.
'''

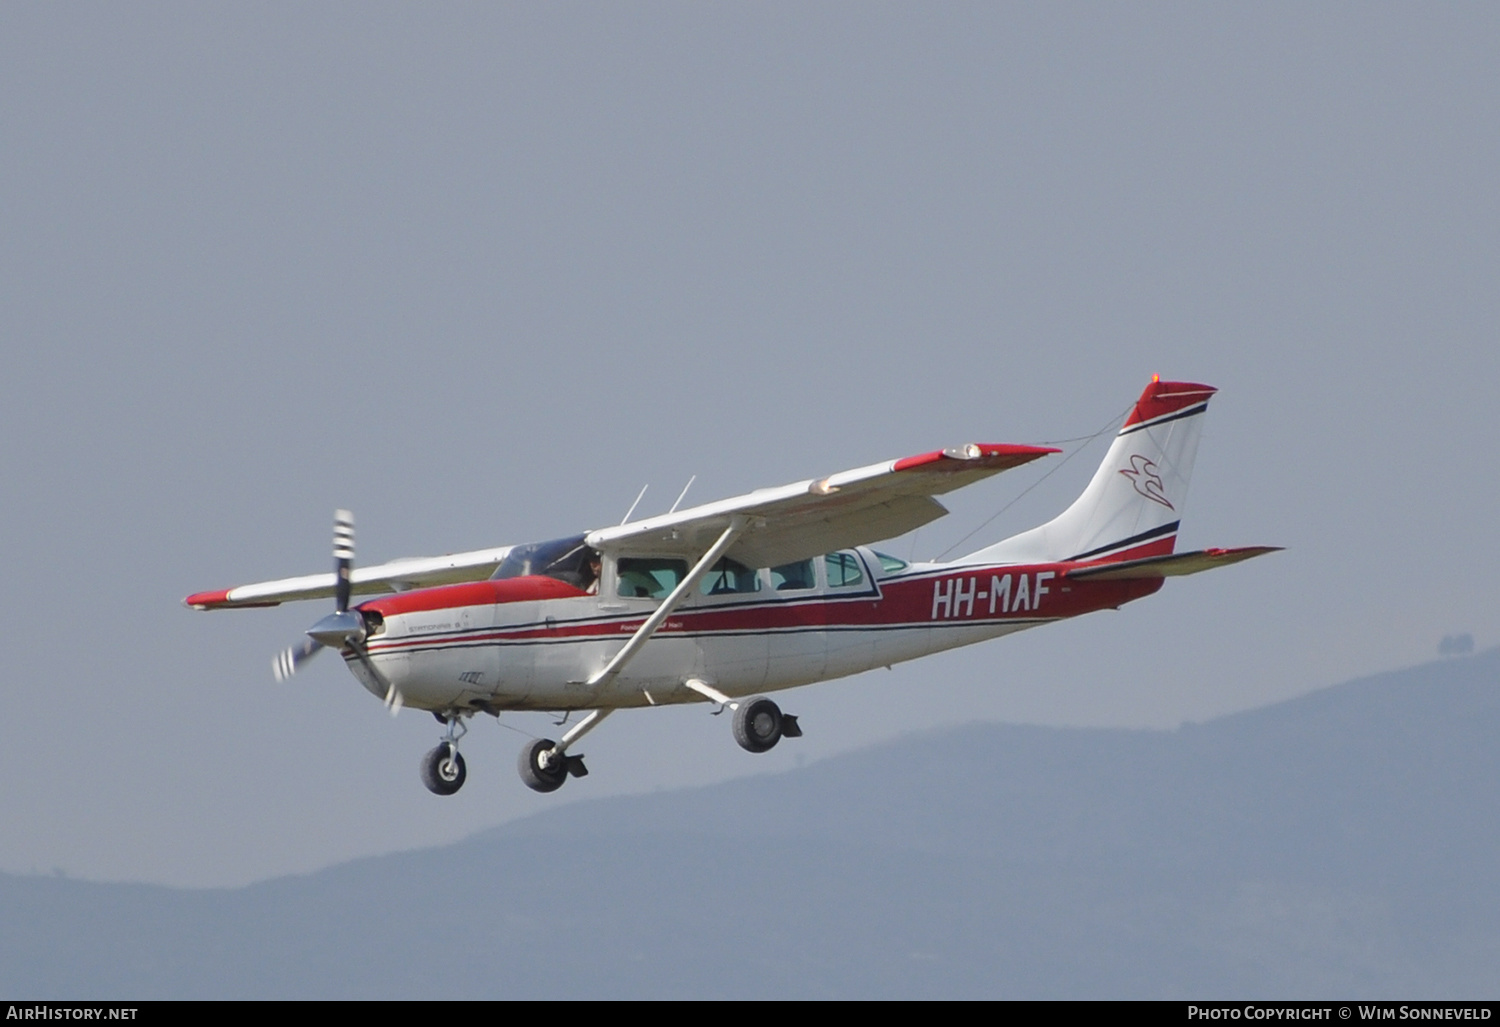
[4,649,1496,998]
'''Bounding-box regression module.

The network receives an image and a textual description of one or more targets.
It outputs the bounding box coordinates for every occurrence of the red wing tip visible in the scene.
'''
[185,589,285,610]
[980,443,1064,457]
[893,443,1060,472]
[184,589,231,609]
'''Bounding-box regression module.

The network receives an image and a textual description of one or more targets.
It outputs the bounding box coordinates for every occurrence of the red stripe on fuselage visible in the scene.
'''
[361,565,1161,655]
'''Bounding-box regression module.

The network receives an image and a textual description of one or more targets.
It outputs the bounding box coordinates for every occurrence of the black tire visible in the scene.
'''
[733,696,783,753]
[420,744,466,796]
[518,738,568,793]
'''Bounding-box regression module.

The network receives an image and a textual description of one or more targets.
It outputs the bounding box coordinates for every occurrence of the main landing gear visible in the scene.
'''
[683,679,802,755]
[732,695,802,754]
[420,713,468,796]
[516,709,610,793]
[518,737,586,793]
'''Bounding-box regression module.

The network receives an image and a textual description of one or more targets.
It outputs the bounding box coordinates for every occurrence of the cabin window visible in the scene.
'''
[700,557,761,595]
[825,551,865,588]
[769,559,815,591]
[616,557,689,599]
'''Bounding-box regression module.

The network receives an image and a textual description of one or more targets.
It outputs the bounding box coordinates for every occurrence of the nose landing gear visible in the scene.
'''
[420,714,468,796]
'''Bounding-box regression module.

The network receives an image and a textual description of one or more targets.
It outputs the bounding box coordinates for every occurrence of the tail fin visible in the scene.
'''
[962,379,1217,565]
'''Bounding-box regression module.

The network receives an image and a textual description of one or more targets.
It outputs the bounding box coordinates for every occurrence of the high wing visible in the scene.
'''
[186,442,1057,610]
[184,546,514,610]
[586,443,1059,568]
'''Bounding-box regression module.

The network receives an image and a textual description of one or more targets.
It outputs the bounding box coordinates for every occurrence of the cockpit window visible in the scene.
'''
[825,551,865,588]
[874,551,909,575]
[491,534,597,589]
[617,557,689,599]
[700,557,760,595]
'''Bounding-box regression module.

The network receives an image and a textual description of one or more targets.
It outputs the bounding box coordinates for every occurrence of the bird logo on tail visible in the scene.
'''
[1119,454,1174,510]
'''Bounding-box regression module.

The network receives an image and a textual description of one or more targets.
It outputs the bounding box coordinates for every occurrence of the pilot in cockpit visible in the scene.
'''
[580,551,603,594]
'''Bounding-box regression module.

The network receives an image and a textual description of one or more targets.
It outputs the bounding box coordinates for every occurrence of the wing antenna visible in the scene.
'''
[620,484,649,525]
[668,475,696,514]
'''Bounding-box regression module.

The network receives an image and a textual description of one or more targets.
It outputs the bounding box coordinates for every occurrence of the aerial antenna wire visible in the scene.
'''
[933,405,1129,562]
[668,475,697,514]
[620,484,649,525]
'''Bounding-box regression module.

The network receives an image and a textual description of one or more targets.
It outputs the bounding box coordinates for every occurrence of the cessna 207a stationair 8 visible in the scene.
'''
[187,378,1276,795]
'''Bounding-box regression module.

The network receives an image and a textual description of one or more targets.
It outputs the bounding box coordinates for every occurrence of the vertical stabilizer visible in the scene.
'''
[961,379,1217,565]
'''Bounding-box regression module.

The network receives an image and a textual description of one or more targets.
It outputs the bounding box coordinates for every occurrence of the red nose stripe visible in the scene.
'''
[362,575,587,616]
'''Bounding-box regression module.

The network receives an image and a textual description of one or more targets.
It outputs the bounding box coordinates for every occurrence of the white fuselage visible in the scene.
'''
[344,547,1161,715]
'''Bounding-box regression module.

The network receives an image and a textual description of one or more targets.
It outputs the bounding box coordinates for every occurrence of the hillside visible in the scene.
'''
[5,649,1497,998]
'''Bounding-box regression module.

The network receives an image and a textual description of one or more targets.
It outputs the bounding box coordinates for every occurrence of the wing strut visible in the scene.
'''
[585,515,749,689]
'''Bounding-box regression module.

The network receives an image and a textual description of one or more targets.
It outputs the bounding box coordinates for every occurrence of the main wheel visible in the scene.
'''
[518,738,568,793]
[733,696,784,753]
[420,744,467,796]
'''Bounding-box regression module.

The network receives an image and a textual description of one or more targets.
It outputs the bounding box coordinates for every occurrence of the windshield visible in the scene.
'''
[491,534,596,589]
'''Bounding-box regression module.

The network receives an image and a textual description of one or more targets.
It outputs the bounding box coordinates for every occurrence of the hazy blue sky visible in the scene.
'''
[2,3,1496,887]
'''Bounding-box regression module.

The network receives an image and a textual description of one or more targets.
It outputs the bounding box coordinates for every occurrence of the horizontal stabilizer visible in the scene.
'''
[1065,546,1281,581]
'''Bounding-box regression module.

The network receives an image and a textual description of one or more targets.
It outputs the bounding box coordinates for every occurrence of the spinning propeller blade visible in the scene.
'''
[273,637,323,682]
[271,509,370,682]
[333,509,354,613]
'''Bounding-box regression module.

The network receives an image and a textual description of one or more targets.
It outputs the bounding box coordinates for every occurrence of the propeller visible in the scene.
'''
[272,636,322,683]
[270,511,406,713]
[272,510,367,681]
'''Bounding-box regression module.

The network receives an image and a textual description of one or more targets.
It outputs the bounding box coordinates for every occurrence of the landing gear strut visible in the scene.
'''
[420,715,468,796]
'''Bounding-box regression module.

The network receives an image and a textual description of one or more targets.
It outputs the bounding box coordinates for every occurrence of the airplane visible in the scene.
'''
[186,378,1277,795]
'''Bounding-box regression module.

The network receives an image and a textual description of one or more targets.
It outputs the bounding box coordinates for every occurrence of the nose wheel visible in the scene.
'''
[420,744,467,795]
[420,715,468,796]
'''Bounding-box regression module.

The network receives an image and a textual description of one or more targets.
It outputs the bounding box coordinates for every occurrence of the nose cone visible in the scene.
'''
[307,610,366,649]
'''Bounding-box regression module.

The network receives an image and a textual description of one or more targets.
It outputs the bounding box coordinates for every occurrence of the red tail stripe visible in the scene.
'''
[1121,380,1217,429]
